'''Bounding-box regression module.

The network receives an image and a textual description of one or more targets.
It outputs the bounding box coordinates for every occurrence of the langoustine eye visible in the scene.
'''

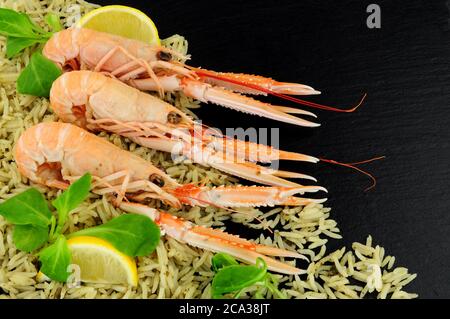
[157,51,172,62]
[167,112,182,124]
[149,173,165,187]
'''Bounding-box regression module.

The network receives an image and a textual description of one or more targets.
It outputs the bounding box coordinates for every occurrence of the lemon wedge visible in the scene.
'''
[76,5,160,45]
[67,236,138,286]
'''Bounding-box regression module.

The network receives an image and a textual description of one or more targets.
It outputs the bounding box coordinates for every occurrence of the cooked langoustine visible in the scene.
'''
[43,27,333,127]
[15,122,326,211]
[49,70,323,188]
[14,122,311,275]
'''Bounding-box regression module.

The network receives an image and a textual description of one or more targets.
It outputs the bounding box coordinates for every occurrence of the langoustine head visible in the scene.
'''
[50,70,193,131]
[14,122,180,206]
[43,28,174,73]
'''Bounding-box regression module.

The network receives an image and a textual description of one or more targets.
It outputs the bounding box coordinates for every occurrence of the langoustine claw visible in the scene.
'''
[120,202,307,275]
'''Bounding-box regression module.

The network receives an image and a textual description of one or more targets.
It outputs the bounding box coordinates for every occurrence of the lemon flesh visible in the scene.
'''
[67,236,138,286]
[76,5,160,45]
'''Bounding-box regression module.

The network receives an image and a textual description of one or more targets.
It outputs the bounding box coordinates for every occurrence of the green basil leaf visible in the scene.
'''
[0,188,52,227]
[45,13,62,32]
[17,52,62,97]
[13,224,49,252]
[0,8,40,38]
[212,253,239,272]
[52,173,91,233]
[6,36,44,58]
[69,214,161,257]
[21,12,49,35]
[38,235,71,282]
[212,258,268,298]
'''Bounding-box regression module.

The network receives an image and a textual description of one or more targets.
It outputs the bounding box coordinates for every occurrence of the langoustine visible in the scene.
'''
[15,122,326,211]
[49,70,324,188]
[14,122,314,274]
[42,27,357,127]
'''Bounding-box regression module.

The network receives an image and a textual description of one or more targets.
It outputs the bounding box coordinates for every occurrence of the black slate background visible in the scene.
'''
[96,0,450,298]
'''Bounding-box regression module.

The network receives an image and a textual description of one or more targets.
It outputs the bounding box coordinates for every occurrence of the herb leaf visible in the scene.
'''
[17,52,62,97]
[0,9,53,58]
[69,214,161,257]
[20,12,50,35]
[38,235,71,282]
[212,258,268,298]
[6,36,43,58]
[0,8,41,38]
[52,173,91,234]
[212,253,239,272]
[13,224,49,252]
[0,188,51,227]
[45,13,62,32]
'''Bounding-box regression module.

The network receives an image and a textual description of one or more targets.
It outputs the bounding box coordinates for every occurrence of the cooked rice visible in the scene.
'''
[0,0,417,299]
